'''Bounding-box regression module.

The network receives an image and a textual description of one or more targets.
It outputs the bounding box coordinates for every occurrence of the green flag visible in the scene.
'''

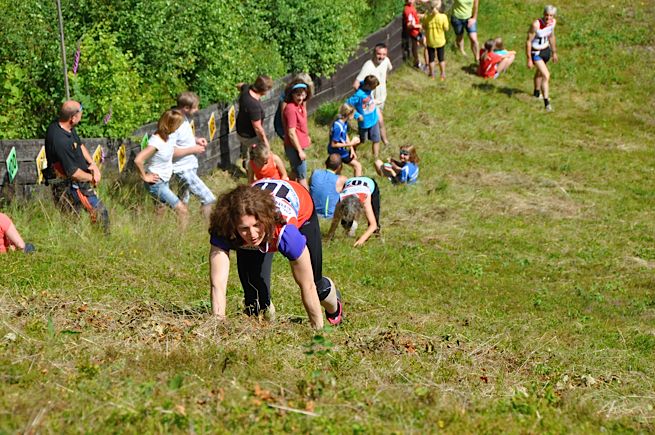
[6,147,18,183]
[140,133,149,150]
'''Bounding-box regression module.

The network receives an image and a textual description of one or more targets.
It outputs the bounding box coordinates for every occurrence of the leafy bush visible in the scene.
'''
[266,0,368,76]
[0,0,63,138]
[0,0,399,139]
[70,25,154,138]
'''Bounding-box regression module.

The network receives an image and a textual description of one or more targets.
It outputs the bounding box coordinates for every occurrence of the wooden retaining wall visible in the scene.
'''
[0,17,403,198]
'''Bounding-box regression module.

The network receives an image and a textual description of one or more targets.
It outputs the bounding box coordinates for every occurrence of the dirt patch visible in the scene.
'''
[627,256,655,269]
[481,191,583,219]
[451,170,586,219]
[453,170,534,188]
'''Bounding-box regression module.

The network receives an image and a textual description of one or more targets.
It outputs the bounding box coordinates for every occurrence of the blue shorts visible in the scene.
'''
[358,122,381,143]
[451,16,477,36]
[173,169,216,205]
[284,147,308,180]
[145,179,180,208]
[531,47,551,63]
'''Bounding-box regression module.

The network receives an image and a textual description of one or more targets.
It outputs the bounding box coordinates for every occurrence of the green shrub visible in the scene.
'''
[266,0,369,76]
[70,25,154,138]
[0,0,400,139]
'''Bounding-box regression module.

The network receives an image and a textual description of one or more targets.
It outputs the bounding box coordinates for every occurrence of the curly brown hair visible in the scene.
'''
[208,185,285,247]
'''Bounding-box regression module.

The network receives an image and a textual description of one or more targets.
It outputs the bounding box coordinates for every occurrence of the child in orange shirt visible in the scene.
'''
[247,144,289,183]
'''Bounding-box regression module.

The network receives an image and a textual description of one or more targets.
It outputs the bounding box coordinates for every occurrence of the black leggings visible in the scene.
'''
[371,181,381,228]
[427,45,445,63]
[236,209,332,315]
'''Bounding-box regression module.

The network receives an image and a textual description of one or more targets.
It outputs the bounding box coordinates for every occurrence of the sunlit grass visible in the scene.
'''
[2,0,654,431]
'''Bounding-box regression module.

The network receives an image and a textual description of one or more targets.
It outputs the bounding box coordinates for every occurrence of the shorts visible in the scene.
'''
[284,146,308,180]
[451,16,477,36]
[237,134,259,159]
[531,46,551,63]
[358,122,381,143]
[341,154,354,165]
[145,179,181,209]
[411,31,425,42]
[173,168,216,205]
[427,45,445,63]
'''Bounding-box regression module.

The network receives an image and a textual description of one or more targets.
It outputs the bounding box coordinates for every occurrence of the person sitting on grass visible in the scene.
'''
[208,180,343,328]
[374,145,420,184]
[0,213,35,254]
[478,39,516,79]
[326,176,380,247]
[327,104,362,177]
[493,37,512,56]
[247,143,289,183]
[134,110,206,229]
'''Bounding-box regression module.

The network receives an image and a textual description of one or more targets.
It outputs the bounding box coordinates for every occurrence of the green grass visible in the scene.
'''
[2,0,655,432]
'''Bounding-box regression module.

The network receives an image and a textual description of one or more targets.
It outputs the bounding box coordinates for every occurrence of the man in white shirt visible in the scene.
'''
[170,92,216,220]
[353,43,393,146]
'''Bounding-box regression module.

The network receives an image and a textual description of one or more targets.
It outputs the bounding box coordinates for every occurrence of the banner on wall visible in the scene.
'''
[35,146,47,184]
[5,147,18,183]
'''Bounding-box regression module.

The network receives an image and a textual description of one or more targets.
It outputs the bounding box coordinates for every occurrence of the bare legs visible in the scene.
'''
[456,32,480,62]
[533,60,550,100]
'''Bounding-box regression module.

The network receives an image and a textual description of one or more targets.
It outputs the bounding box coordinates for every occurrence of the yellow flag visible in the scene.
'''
[35,146,47,184]
[228,105,236,132]
[208,112,217,141]
[93,145,103,168]
[117,144,127,173]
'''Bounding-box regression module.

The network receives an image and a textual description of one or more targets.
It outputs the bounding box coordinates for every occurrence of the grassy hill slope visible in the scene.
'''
[2,0,654,432]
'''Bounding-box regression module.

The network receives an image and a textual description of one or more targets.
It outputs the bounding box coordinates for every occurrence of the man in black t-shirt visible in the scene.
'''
[44,100,109,231]
[235,75,273,169]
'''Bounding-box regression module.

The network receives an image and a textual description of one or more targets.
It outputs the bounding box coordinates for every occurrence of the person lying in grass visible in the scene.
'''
[374,144,420,184]
[208,180,343,328]
[326,176,380,247]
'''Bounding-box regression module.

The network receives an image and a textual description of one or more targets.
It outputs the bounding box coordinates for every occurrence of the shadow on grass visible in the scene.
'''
[460,63,479,76]
[472,82,525,98]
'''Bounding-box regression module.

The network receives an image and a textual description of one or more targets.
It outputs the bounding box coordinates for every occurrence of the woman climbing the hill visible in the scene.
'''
[208,180,343,328]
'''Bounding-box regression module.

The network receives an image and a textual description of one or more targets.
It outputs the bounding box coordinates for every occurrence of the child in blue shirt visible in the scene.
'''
[346,75,381,158]
[374,145,420,184]
[327,104,362,176]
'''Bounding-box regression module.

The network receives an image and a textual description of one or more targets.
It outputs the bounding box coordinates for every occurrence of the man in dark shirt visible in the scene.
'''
[44,100,109,231]
[236,75,273,169]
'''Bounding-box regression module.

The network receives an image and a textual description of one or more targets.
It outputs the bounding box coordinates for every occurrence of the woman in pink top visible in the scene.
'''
[283,79,313,190]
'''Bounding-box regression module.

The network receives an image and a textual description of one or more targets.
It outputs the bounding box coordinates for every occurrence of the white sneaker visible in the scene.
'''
[545,104,553,112]
[347,220,358,237]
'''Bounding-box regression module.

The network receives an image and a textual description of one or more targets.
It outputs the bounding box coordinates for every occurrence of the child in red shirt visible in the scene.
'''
[478,39,515,79]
